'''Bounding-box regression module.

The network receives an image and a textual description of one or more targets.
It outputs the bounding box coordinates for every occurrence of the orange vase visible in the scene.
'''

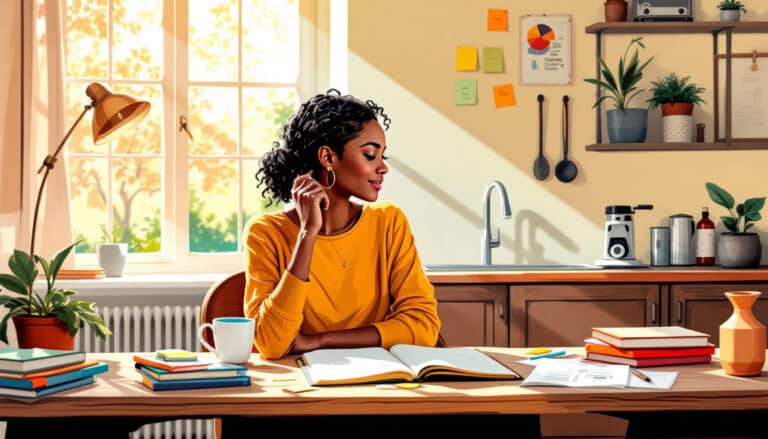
[720,291,766,376]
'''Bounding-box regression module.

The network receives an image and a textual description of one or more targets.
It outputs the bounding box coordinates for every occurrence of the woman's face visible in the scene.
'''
[332,120,389,202]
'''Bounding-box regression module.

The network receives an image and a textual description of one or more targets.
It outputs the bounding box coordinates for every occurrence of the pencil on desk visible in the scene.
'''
[631,368,652,383]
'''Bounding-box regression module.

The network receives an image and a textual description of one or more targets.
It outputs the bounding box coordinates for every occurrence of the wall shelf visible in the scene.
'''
[586,21,768,35]
[586,142,768,152]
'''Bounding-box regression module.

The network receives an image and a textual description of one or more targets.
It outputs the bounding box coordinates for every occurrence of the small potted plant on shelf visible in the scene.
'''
[584,37,654,143]
[706,182,764,268]
[0,243,112,349]
[718,0,747,22]
[97,223,128,277]
[647,73,706,143]
[604,0,628,22]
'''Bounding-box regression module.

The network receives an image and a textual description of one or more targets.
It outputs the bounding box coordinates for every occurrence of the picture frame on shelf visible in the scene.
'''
[715,52,768,142]
[520,15,572,85]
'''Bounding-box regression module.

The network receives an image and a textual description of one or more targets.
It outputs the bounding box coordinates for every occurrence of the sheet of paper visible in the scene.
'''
[487,9,508,31]
[483,47,504,73]
[521,358,629,388]
[456,47,478,71]
[628,369,678,389]
[493,84,516,108]
[455,79,477,105]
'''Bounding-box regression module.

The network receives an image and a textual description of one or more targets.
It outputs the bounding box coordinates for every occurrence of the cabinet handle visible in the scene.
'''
[651,302,657,324]
[499,304,504,321]
[677,301,683,324]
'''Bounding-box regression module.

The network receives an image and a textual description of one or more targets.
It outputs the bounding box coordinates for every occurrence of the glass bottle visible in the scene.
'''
[696,206,716,266]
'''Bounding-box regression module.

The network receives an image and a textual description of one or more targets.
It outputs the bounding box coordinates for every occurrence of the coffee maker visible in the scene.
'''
[595,204,653,267]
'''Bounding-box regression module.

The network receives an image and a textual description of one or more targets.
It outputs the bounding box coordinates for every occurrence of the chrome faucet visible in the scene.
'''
[481,180,512,265]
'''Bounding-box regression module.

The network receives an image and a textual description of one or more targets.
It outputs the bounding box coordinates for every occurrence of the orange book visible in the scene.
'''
[591,326,710,349]
[584,338,715,359]
[0,360,98,380]
[133,353,213,372]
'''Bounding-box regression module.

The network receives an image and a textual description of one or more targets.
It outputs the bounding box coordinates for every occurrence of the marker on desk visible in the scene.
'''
[631,368,652,383]
[529,350,567,360]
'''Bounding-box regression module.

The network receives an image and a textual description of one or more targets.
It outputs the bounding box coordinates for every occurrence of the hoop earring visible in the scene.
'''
[324,166,336,189]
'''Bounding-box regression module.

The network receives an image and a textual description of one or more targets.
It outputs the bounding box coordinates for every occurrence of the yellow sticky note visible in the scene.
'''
[483,47,504,73]
[487,9,508,32]
[493,84,516,108]
[456,47,478,71]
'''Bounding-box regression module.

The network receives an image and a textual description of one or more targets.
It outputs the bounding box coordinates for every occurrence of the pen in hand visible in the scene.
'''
[631,368,652,383]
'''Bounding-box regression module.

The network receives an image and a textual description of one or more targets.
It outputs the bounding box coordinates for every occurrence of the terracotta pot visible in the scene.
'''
[720,291,766,376]
[604,0,628,22]
[661,102,694,116]
[12,315,75,350]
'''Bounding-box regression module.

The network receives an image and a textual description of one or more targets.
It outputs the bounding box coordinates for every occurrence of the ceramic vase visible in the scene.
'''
[663,115,694,143]
[720,291,766,376]
[97,243,128,277]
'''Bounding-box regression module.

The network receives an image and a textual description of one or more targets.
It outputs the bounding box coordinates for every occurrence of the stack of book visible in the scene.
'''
[0,347,108,398]
[133,352,250,391]
[584,326,714,367]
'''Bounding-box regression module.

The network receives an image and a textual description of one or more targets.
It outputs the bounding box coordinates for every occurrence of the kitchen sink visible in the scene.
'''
[424,264,601,272]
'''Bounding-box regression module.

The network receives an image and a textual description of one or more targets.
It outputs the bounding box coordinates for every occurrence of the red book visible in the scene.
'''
[584,338,715,359]
[585,352,712,367]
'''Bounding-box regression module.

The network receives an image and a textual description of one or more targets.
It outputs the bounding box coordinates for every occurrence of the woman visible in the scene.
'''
[245,89,441,359]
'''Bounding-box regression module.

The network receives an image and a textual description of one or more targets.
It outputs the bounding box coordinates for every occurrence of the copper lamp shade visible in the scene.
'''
[85,82,151,144]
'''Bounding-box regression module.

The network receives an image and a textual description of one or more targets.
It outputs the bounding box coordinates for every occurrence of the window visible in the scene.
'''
[63,0,315,271]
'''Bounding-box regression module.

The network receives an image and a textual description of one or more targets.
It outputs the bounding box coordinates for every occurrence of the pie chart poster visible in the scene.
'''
[520,15,572,85]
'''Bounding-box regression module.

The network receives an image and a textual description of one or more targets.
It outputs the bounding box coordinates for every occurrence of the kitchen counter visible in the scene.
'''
[426,266,768,284]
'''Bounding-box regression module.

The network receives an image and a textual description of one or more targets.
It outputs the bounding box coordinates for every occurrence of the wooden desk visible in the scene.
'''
[2,348,768,438]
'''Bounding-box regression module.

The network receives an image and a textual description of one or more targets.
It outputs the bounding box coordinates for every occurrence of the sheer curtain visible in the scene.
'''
[20,0,73,263]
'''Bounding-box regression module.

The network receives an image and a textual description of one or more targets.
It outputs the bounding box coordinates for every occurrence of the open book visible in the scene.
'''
[298,344,520,386]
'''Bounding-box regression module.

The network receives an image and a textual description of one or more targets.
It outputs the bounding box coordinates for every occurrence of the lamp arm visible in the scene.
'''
[29,104,93,258]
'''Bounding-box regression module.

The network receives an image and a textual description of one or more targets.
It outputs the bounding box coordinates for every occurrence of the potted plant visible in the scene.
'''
[605,0,628,22]
[718,0,746,22]
[706,182,765,268]
[0,243,112,349]
[97,223,128,277]
[647,73,706,143]
[584,37,654,143]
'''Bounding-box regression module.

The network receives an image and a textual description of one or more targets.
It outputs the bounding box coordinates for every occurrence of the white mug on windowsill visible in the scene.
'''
[198,317,255,364]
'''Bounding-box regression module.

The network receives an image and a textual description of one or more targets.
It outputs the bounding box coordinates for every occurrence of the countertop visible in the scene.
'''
[425,266,768,284]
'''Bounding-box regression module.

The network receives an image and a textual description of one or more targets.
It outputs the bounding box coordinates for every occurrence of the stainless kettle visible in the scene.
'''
[669,214,695,265]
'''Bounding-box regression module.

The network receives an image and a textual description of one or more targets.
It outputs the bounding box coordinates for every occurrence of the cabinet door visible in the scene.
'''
[671,283,768,346]
[509,284,663,347]
[434,284,508,347]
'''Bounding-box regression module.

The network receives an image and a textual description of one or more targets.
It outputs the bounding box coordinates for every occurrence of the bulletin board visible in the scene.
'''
[716,52,768,141]
[520,15,572,85]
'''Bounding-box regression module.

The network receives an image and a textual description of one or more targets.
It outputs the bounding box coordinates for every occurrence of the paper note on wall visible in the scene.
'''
[483,48,504,73]
[487,9,507,31]
[456,47,478,71]
[493,84,516,108]
[455,79,477,105]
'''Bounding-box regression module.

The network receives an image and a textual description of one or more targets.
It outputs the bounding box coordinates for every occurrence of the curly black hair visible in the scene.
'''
[256,89,391,206]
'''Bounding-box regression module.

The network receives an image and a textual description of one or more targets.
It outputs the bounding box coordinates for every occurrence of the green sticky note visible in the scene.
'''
[483,47,504,73]
[455,79,477,105]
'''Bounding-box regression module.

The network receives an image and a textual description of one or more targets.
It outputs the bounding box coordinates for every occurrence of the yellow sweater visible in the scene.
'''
[243,201,441,359]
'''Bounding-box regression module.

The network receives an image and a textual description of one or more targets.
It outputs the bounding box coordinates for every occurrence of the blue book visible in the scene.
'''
[137,363,246,381]
[0,347,85,373]
[0,376,95,399]
[0,363,108,390]
[138,369,251,391]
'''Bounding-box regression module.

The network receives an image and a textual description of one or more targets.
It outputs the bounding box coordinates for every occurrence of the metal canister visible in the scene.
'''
[650,226,671,266]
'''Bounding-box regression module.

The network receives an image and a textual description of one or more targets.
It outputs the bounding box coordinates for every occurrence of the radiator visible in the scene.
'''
[76,305,215,439]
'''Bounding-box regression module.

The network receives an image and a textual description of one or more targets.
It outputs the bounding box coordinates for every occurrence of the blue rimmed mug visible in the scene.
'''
[198,317,255,363]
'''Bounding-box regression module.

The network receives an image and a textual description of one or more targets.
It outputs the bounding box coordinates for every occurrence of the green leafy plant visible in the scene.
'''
[647,73,706,110]
[706,182,765,233]
[100,222,124,244]
[0,243,112,344]
[584,37,655,110]
[718,0,747,13]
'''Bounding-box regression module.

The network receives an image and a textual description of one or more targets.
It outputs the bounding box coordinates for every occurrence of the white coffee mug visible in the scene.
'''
[198,317,255,364]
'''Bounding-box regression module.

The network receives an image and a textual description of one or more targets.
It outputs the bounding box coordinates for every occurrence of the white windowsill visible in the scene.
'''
[34,273,229,291]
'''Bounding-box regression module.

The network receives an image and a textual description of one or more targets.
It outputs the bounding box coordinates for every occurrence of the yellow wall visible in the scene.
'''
[0,0,21,217]
[349,0,768,265]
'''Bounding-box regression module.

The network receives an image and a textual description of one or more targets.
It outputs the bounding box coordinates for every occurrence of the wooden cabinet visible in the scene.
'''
[671,283,768,346]
[434,284,508,347]
[509,284,664,347]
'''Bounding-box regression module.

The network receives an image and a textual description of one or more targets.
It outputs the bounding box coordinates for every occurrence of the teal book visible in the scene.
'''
[137,363,246,381]
[0,376,94,399]
[138,369,251,391]
[0,347,86,373]
[0,362,108,390]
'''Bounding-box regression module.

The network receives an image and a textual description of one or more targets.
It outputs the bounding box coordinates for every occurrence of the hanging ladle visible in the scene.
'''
[554,95,578,183]
[533,94,550,181]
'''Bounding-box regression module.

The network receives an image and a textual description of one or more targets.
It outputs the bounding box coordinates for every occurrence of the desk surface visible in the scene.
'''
[2,348,768,418]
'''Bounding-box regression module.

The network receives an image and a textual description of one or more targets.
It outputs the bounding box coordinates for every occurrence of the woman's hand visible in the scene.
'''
[291,171,329,237]
[291,332,322,354]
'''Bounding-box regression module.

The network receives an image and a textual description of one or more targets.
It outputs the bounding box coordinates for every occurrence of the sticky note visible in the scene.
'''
[456,47,478,71]
[483,47,504,73]
[455,79,477,105]
[487,9,507,31]
[493,84,516,108]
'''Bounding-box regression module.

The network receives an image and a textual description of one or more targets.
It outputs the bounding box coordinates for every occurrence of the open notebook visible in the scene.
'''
[298,344,521,386]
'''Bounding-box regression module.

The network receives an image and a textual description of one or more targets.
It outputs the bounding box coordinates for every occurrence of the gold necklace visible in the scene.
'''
[327,242,349,269]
